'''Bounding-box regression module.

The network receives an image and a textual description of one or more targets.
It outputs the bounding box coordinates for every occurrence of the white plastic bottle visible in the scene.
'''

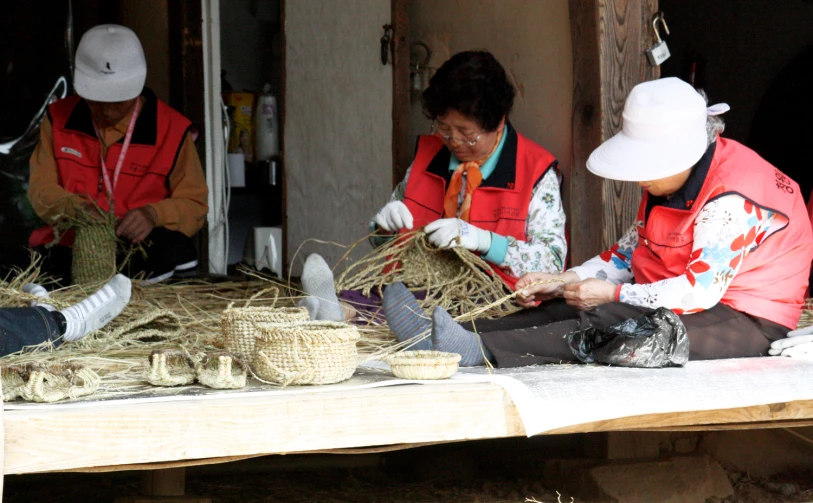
[254,83,279,162]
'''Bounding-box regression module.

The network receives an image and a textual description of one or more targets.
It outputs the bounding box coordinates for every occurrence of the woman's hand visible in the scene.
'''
[561,278,616,310]
[515,271,579,308]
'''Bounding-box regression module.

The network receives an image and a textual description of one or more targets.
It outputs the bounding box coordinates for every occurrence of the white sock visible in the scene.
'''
[300,254,344,322]
[59,274,132,341]
[23,283,56,311]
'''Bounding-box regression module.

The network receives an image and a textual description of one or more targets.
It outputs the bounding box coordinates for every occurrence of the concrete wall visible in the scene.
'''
[285,0,392,273]
[407,0,573,178]
[660,0,813,142]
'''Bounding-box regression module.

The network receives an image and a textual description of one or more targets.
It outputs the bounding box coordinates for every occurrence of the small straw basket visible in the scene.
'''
[72,224,117,285]
[385,350,461,380]
[252,321,360,386]
[221,306,310,363]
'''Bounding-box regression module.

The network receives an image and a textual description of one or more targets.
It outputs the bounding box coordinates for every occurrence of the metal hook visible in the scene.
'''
[652,11,670,44]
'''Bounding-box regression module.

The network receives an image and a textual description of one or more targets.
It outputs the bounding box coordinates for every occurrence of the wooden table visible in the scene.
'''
[2,382,813,500]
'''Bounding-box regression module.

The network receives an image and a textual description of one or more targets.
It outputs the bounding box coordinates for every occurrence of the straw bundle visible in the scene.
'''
[252,321,360,386]
[335,231,520,320]
[221,305,310,364]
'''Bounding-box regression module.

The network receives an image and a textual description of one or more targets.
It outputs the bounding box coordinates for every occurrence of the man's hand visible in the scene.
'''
[116,206,157,244]
[515,271,578,308]
[425,218,492,253]
[561,278,617,310]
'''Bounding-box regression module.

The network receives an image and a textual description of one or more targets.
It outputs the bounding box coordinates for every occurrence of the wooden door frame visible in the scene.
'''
[568,0,660,264]
[391,0,411,186]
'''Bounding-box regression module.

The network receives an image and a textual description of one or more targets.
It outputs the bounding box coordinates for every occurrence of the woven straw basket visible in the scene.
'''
[385,350,461,380]
[252,321,360,386]
[221,306,310,363]
[72,224,117,285]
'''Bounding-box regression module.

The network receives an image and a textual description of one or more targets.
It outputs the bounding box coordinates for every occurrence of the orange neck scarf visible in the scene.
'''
[442,127,504,222]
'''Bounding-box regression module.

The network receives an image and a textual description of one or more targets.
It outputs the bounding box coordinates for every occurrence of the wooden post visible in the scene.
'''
[115,467,211,503]
[391,0,411,186]
[568,0,660,260]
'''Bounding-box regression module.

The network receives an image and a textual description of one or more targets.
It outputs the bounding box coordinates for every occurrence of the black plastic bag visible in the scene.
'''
[568,307,689,368]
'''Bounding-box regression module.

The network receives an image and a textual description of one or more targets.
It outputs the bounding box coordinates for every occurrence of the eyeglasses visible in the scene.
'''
[431,122,483,146]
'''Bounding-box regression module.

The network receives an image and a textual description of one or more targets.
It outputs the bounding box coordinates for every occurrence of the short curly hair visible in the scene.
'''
[421,50,515,132]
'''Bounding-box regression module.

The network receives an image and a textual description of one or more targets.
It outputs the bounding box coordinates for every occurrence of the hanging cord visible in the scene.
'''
[208,98,231,274]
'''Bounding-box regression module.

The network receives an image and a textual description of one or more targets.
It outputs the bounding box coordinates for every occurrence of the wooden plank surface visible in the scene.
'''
[5,377,813,476]
[3,383,521,475]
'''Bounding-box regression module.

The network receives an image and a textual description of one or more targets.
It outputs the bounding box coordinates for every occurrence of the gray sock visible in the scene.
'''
[383,282,431,350]
[297,296,320,321]
[301,254,344,322]
[431,307,492,367]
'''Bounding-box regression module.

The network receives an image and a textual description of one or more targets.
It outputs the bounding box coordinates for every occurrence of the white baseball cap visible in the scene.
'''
[74,24,146,102]
[587,77,720,182]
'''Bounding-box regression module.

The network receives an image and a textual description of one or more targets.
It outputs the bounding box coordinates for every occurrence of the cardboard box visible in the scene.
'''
[224,92,255,162]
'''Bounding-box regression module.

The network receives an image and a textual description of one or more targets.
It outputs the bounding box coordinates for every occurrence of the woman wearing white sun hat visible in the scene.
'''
[27,24,209,284]
[388,77,813,368]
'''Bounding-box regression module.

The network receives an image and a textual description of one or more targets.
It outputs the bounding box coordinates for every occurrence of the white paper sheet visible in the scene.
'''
[457,357,813,435]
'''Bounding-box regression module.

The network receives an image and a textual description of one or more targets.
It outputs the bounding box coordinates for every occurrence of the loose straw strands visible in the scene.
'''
[335,231,520,320]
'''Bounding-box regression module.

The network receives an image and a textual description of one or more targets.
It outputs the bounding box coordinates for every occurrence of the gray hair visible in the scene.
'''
[698,89,725,145]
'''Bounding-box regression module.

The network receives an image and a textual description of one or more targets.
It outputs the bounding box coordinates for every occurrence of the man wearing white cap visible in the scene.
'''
[390,77,813,367]
[27,24,208,283]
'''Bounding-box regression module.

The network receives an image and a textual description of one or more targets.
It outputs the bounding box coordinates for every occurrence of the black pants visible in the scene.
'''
[0,307,65,356]
[464,300,789,368]
[17,227,197,286]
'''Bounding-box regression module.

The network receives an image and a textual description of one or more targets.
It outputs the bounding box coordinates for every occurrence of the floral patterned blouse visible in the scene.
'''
[369,164,567,277]
[569,194,784,314]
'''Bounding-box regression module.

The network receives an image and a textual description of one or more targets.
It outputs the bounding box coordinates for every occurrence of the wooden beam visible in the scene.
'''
[568,0,606,265]
[391,0,411,186]
[3,383,522,475]
[599,0,661,248]
[569,0,661,258]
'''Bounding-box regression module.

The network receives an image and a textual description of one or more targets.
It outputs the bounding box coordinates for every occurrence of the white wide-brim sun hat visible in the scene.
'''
[74,24,147,103]
[587,77,709,182]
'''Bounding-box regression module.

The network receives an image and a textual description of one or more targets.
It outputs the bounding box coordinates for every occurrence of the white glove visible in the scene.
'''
[424,218,492,253]
[769,325,813,356]
[374,201,414,232]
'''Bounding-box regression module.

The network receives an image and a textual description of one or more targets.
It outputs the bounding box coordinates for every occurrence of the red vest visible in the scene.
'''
[29,93,192,247]
[402,127,558,289]
[633,138,813,328]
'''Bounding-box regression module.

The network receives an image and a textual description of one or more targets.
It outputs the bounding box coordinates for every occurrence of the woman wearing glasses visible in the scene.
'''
[294,51,566,327]
[370,50,566,289]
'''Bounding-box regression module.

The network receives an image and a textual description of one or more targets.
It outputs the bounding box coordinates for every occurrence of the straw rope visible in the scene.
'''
[252,321,360,386]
